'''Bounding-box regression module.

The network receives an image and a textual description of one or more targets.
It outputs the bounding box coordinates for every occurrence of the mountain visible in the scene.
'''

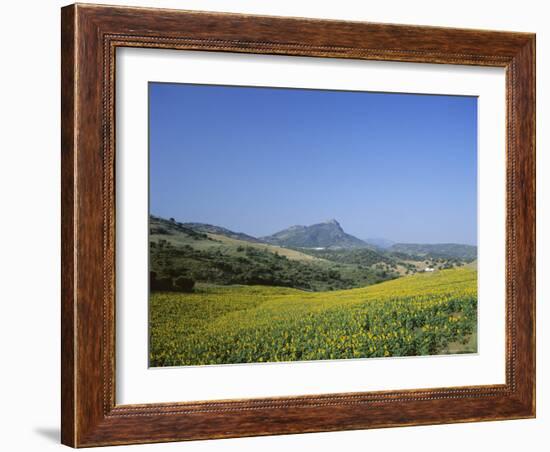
[389,243,477,260]
[180,222,262,243]
[363,238,395,249]
[261,219,368,249]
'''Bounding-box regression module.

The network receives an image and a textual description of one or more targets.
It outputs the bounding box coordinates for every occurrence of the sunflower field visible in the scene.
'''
[149,267,477,366]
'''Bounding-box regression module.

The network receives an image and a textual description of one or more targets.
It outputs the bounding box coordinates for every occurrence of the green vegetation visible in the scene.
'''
[149,216,478,366]
[150,216,398,291]
[300,247,393,267]
[389,243,477,261]
[150,267,477,366]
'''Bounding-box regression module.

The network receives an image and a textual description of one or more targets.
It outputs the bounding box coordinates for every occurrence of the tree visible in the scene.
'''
[150,271,174,291]
[174,276,195,293]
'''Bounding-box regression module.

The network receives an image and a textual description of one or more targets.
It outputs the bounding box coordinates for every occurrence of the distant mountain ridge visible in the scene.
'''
[261,219,368,249]
[363,237,396,249]
[389,243,477,260]
[152,215,476,259]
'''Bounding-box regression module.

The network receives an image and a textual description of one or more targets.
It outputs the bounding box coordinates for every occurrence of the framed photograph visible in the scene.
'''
[61,3,535,447]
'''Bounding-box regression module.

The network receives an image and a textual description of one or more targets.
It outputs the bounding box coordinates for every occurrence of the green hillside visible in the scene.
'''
[390,243,477,261]
[150,216,398,291]
[150,267,477,366]
[301,247,393,267]
[181,221,262,243]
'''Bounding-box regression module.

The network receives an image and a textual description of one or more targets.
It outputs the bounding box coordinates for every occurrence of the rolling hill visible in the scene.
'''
[150,216,477,291]
[149,216,398,291]
[181,222,261,243]
[389,243,477,261]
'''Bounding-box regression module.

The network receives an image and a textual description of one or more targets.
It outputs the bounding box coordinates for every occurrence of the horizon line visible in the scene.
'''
[149,214,477,247]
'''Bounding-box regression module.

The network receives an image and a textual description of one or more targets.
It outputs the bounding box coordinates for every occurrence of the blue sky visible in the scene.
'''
[149,82,477,245]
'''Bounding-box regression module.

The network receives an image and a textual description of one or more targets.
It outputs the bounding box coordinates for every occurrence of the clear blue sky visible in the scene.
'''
[149,82,477,245]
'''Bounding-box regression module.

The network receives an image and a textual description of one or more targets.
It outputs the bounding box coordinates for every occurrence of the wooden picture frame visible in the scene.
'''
[61,3,535,447]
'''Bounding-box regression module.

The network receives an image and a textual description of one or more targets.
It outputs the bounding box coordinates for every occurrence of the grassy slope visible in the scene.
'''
[151,216,319,262]
[150,267,477,366]
[151,217,399,291]
[153,231,319,263]
[204,233,322,262]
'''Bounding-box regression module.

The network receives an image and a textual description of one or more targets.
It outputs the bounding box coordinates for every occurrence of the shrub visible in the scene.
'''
[174,276,195,293]
[150,271,174,291]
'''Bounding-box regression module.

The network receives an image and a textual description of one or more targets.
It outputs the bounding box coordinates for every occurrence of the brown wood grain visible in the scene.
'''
[61,3,536,447]
[61,5,76,447]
